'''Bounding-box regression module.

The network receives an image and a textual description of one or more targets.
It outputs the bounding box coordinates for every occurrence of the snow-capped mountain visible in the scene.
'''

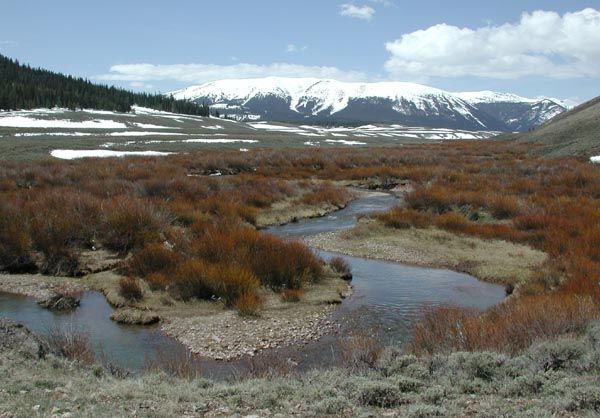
[170,78,568,131]
[456,91,569,131]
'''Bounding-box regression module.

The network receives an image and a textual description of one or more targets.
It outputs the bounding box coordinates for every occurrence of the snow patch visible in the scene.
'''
[0,117,126,129]
[133,122,174,129]
[50,149,174,160]
[325,139,366,145]
[108,131,186,137]
[13,132,94,137]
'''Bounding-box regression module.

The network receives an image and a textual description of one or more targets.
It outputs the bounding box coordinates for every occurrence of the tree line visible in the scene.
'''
[0,54,209,116]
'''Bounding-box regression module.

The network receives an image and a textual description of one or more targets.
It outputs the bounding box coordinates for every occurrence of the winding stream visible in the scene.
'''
[0,190,505,375]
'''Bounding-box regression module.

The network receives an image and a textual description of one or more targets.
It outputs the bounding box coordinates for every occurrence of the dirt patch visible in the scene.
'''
[306,219,547,287]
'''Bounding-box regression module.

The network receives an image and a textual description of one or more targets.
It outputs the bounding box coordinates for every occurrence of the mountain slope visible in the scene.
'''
[0,54,209,116]
[456,91,567,131]
[514,96,600,157]
[171,78,567,131]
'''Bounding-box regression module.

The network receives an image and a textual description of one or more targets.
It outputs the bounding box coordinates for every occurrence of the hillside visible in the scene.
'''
[0,55,209,116]
[515,95,600,157]
[170,77,568,131]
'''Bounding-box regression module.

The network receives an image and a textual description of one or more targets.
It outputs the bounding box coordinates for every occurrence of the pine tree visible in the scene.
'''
[0,54,209,116]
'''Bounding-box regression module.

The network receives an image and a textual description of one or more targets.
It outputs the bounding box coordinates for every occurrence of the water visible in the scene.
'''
[267,191,505,348]
[0,190,505,374]
[0,291,181,371]
[317,250,504,345]
[267,190,398,238]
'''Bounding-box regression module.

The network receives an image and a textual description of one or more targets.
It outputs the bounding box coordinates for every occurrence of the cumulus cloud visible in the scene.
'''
[96,63,367,84]
[340,4,375,20]
[384,8,600,79]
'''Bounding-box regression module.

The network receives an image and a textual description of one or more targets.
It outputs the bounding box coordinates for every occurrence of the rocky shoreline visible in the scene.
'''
[162,304,340,361]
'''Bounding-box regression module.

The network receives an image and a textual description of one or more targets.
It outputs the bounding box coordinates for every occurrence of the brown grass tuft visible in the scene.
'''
[118,277,143,301]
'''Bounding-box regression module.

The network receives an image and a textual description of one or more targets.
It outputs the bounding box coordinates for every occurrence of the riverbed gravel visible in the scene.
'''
[162,304,340,360]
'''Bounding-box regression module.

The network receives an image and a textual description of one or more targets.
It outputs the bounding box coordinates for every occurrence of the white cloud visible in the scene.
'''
[286,44,308,53]
[340,4,375,21]
[96,63,367,85]
[384,8,600,79]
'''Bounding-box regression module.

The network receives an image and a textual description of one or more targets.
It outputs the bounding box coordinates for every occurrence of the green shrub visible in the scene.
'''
[527,338,586,372]
[447,352,507,381]
[357,381,408,407]
[406,404,447,418]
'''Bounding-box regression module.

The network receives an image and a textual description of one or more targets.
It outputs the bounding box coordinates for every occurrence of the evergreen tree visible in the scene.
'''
[0,54,209,116]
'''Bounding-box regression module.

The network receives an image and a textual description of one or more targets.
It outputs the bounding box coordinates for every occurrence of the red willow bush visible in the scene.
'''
[366,146,600,354]
[191,226,323,290]
[0,199,32,272]
[0,141,598,329]
[410,293,600,355]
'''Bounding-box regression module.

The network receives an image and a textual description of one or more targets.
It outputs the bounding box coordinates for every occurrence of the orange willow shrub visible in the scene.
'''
[101,196,174,252]
[1,141,598,328]
[26,189,102,275]
[118,277,143,301]
[376,207,433,229]
[192,226,323,290]
[300,182,350,207]
[126,242,182,278]
[410,293,600,355]
[0,199,32,272]
[167,259,262,314]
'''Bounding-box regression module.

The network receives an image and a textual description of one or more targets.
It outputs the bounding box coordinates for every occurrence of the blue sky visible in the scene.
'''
[1,0,599,103]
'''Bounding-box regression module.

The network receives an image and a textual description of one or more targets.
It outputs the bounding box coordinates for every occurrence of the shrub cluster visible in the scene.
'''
[0,141,598,330]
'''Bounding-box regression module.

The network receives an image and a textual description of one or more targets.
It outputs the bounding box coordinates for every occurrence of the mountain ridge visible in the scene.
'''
[170,77,569,131]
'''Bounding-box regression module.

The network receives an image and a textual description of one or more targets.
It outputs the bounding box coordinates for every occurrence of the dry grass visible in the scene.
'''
[280,288,304,302]
[118,277,143,302]
[45,325,95,365]
[329,256,352,279]
[311,224,546,286]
